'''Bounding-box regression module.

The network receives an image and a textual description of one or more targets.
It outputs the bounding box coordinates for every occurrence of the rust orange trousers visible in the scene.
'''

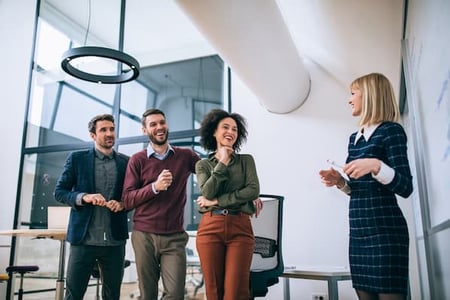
[196,211,255,300]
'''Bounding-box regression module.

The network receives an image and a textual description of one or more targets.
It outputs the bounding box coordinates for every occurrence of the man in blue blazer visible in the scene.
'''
[54,114,129,300]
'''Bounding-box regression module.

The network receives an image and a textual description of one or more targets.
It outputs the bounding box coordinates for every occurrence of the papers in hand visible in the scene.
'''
[326,159,349,180]
[326,159,343,170]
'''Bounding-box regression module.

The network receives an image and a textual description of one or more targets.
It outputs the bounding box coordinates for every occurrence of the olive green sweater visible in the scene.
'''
[195,152,260,215]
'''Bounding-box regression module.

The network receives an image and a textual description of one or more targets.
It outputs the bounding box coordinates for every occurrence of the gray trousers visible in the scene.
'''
[132,230,189,300]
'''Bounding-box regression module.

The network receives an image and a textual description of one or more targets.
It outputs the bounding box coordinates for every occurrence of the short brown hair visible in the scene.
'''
[141,108,165,126]
[88,114,115,133]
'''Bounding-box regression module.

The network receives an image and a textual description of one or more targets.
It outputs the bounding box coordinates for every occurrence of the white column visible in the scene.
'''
[0,1,36,299]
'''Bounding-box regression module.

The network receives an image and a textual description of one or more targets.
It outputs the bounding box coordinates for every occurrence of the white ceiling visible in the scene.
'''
[175,0,404,112]
[42,0,404,111]
[42,0,215,65]
[276,0,404,87]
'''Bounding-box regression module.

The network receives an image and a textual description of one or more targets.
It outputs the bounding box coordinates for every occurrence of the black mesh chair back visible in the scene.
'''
[249,194,284,298]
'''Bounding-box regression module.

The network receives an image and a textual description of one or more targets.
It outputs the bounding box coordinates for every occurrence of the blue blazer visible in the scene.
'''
[54,148,129,244]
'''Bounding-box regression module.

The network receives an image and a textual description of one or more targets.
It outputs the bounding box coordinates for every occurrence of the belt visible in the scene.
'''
[211,209,240,216]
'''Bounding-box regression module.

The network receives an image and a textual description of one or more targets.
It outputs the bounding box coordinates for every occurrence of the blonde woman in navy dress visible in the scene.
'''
[319,73,413,300]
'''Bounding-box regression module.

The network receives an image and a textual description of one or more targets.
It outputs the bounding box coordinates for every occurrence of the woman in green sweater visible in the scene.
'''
[195,109,261,300]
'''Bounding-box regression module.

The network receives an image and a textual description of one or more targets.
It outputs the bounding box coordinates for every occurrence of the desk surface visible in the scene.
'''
[0,228,68,300]
[281,266,351,300]
[282,266,351,280]
[0,229,67,241]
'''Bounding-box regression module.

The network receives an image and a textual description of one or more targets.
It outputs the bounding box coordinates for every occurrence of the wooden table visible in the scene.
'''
[0,229,67,300]
[281,266,351,300]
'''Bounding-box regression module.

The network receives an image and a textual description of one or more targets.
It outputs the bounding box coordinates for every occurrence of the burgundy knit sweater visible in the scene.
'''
[122,146,200,234]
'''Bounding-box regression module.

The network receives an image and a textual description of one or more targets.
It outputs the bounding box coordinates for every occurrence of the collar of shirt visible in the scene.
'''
[94,148,115,160]
[354,123,381,145]
[147,143,174,160]
[208,151,236,162]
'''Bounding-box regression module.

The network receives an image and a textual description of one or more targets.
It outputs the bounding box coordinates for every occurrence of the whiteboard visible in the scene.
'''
[404,0,450,227]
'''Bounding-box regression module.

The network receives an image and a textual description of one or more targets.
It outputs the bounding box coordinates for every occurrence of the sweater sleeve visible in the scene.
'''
[196,159,229,200]
[121,153,158,210]
[217,154,259,207]
[196,154,260,209]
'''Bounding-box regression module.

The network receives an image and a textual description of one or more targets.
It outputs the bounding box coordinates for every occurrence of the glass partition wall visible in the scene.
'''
[10,0,227,298]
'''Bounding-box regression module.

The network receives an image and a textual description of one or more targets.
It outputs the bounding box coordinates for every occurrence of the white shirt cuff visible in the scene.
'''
[372,161,395,184]
[152,182,160,194]
[338,180,351,195]
[76,193,86,206]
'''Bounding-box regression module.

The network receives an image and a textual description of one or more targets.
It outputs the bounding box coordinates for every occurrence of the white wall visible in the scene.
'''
[231,59,355,299]
[0,1,36,298]
[232,61,419,299]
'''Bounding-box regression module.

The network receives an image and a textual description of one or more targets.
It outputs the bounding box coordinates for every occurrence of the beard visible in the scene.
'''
[99,137,115,149]
[149,129,169,146]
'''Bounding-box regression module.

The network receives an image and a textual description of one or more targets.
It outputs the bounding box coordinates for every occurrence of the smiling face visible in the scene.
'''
[142,113,169,146]
[90,120,115,153]
[349,87,363,117]
[214,117,238,148]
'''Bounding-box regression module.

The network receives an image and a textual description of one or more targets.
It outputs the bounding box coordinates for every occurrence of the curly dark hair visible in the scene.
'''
[199,109,248,152]
[88,114,114,134]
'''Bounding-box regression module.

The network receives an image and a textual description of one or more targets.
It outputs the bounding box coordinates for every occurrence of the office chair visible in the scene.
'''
[185,231,204,298]
[6,265,39,300]
[249,194,284,299]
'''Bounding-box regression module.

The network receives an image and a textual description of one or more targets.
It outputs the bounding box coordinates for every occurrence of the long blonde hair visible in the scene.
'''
[350,73,399,126]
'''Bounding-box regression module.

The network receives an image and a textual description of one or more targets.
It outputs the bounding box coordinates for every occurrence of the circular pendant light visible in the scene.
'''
[61,46,140,84]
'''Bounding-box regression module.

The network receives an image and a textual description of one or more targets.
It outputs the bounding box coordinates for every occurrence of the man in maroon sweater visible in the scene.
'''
[122,108,200,300]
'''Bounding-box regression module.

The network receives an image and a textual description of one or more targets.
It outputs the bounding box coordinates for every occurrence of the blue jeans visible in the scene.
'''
[65,244,125,300]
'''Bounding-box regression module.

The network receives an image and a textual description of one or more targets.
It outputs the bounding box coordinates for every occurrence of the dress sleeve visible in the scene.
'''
[383,123,413,198]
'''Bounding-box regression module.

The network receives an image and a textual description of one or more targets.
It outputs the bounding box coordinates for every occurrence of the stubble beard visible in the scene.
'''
[149,131,169,146]
[100,138,115,149]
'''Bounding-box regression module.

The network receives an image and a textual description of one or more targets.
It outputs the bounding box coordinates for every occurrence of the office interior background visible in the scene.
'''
[1,0,449,299]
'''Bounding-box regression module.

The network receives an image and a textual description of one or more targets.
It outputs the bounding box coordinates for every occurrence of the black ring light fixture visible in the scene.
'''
[61,46,140,84]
